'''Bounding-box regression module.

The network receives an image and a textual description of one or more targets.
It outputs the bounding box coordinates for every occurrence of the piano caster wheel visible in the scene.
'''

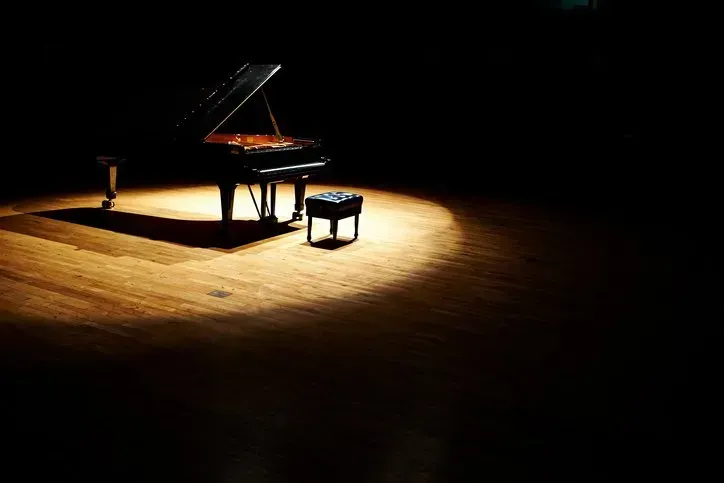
[292,212,303,221]
[101,200,115,209]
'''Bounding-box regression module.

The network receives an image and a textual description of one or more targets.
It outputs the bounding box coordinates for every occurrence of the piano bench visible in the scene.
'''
[305,191,363,243]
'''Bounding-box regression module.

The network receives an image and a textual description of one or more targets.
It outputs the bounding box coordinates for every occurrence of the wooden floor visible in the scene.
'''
[1,183,462,333]
[0,182,676,481]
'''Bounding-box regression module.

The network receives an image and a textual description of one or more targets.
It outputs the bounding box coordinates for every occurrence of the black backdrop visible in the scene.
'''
[7,5,664,213]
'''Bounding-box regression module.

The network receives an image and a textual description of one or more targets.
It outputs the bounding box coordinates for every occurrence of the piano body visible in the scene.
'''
[98,63,329,225]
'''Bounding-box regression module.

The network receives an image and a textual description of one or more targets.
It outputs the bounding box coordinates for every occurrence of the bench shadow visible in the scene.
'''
[26,208,301,249]
[308,237,357,250]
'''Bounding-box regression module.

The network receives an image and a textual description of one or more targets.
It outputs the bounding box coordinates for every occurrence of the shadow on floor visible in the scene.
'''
[308,237,357,250]
[20,208,302,249]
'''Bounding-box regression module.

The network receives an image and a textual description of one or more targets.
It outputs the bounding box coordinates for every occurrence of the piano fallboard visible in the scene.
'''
[249,160,328,183]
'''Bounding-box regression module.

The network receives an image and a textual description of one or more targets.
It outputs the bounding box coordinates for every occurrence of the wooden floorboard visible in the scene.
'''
[0,182,678,481]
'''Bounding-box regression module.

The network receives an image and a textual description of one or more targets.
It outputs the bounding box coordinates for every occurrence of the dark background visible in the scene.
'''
[2,4,703,480]
[6,1,666,214]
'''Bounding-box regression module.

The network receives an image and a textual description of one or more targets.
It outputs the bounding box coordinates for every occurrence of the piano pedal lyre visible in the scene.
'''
[247,182,279,224]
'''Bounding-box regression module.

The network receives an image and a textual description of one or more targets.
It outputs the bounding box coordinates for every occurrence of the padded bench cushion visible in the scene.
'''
[306,192,363,215]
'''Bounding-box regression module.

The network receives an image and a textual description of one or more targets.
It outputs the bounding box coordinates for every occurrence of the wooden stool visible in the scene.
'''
[306,191,363,243]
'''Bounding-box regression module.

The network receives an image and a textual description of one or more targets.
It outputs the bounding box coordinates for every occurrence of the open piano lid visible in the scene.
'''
[174,63,281,143]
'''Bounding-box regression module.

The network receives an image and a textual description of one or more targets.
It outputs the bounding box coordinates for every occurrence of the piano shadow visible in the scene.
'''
[26,208,302,250]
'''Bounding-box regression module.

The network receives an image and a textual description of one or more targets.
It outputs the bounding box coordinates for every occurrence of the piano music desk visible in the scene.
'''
[305,192,363,243]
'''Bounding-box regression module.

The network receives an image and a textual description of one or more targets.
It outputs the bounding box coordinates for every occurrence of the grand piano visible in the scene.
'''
[97,63,330,226]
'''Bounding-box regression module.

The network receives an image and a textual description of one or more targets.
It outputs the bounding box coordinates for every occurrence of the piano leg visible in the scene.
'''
[218,182,238,227]
[292,179,307,221]
[260,183,267,216]
[102,161,118,209]
[270,183,277,219]
[259,183,278,223]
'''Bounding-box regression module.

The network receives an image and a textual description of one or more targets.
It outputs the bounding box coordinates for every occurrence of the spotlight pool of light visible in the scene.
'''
[2,183,463,331]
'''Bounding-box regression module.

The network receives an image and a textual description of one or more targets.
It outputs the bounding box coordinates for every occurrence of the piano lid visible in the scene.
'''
[174,63,282,142]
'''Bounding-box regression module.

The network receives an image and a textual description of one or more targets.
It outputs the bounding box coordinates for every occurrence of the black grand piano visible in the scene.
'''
[97,62,330,226]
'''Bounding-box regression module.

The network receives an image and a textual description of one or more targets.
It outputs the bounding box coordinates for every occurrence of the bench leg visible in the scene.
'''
[332,219,338,241]
[307,216,313,242]
[354,214,359,239]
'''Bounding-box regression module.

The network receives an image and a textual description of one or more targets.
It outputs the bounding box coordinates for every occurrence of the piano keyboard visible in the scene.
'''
[258,161,326,174]
[245,145,304,153]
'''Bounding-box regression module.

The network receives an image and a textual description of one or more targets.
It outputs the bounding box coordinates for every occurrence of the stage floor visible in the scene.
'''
[0,182,676,481]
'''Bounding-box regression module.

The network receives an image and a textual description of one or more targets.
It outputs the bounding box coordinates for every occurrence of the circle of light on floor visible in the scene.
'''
[1,183,463,332]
